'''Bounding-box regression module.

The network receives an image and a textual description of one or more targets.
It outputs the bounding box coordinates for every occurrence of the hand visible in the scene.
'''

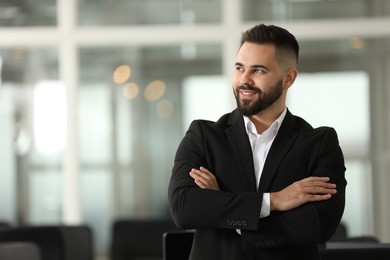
[189,167,220,191]
[270,176,336,212]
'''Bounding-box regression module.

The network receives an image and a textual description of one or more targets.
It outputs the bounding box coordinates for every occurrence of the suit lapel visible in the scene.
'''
[225,110,257,191]
[258,110,299,192]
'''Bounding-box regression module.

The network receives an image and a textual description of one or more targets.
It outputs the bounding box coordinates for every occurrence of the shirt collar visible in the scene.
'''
[243,108,287,136]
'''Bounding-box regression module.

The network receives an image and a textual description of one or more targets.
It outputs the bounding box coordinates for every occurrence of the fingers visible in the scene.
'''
[298,176,337,195]
[270,176,337,212]
[189,168,207,182]
[190,167,214,185]
[189,167,220,191]
[307,194,332,202]
[301,176,334,186]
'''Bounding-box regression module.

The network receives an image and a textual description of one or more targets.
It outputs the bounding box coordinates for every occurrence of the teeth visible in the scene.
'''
[240,90,256,96]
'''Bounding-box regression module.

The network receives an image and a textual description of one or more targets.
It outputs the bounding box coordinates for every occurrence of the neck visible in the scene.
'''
[249,105,285,134]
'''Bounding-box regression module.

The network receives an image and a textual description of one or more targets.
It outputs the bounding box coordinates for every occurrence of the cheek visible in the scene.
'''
[256,78,275,88]
[232,74,241,87]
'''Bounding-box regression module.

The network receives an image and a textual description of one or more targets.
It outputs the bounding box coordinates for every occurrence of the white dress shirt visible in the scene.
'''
[243,108,287,218]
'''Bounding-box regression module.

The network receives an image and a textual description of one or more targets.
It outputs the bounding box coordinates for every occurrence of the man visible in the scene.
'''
[168,24,346,260]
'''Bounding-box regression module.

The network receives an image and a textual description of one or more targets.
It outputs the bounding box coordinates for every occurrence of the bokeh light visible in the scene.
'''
[350,37,365,50]
[113,65,131,84]
[144,80,166,101]
[156,99,174,118]
[123,82,139,99]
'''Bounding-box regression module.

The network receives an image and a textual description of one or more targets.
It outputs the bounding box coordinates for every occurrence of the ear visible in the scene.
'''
[283,68,298,89]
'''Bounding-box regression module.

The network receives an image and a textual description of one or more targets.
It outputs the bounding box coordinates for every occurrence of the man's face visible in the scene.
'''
[233,42,284,116]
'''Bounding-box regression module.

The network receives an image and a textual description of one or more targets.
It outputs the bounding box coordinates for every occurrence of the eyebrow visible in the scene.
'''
[235,62,269,70]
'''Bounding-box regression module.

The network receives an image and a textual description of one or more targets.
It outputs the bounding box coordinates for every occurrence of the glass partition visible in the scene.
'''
[78,44,223,250]
[0,48,61,224]
[0,0,56,27]
[78,0,222,26]
[242,0,390,21]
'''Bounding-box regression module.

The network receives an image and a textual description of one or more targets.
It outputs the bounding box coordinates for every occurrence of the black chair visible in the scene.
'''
[329,223,347,241]
[329,222,379,243]
[0,242,41,260]
[111,219,178,260]
[163,230,194,260]
[162,230,390,260]
[0,222,11,230]
[0,225,93,260]
[320,242,390,260]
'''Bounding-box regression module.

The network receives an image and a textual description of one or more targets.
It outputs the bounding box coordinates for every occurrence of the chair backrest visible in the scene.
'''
[0,222,11,230]
[111,219,178,260]
[0,242,41,260]
[0,225,93,260]
[59,225,93,260]
[163,230,194,260]
[329,223,347,241]
[320,242,390,260]
[328,222,379,243]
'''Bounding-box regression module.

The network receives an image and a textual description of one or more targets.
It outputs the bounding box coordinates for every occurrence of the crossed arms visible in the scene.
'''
[190,167,337,212]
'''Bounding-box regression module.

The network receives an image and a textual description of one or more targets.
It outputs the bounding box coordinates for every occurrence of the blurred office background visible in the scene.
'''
[1,0,390,258]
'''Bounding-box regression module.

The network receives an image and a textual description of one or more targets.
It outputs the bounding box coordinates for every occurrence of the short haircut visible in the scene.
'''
[240,24,299,67]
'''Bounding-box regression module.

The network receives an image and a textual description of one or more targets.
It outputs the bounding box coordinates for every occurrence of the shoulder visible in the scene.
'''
[189,110,239,131]
[184,110,242,143]
[290,113,340,142]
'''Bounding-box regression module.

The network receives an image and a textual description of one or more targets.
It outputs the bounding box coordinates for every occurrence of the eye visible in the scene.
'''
[254,68,265,74]
[235,66,244,72]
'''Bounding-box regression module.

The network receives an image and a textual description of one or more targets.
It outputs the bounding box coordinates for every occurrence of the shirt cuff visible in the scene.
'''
[260,193,270,218]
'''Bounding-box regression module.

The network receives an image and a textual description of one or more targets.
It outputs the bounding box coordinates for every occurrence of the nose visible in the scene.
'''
[239,71,254,86]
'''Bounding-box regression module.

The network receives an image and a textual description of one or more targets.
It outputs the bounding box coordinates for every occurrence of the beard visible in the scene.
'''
[234,80,283,117]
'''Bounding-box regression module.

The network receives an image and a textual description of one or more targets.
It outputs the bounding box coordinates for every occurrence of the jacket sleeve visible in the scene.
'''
[241,127,347,249]
[168,120,262,230]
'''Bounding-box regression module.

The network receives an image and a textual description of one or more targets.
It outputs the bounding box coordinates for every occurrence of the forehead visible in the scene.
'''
[236,42,277,66]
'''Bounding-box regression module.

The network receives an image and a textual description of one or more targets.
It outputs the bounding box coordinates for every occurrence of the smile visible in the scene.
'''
[240,90,258,97]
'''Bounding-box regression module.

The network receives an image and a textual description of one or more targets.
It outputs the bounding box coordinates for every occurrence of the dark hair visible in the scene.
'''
[240,24,299,65]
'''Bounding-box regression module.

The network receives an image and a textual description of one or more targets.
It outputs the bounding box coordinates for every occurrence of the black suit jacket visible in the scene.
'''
[168,109,346,260]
